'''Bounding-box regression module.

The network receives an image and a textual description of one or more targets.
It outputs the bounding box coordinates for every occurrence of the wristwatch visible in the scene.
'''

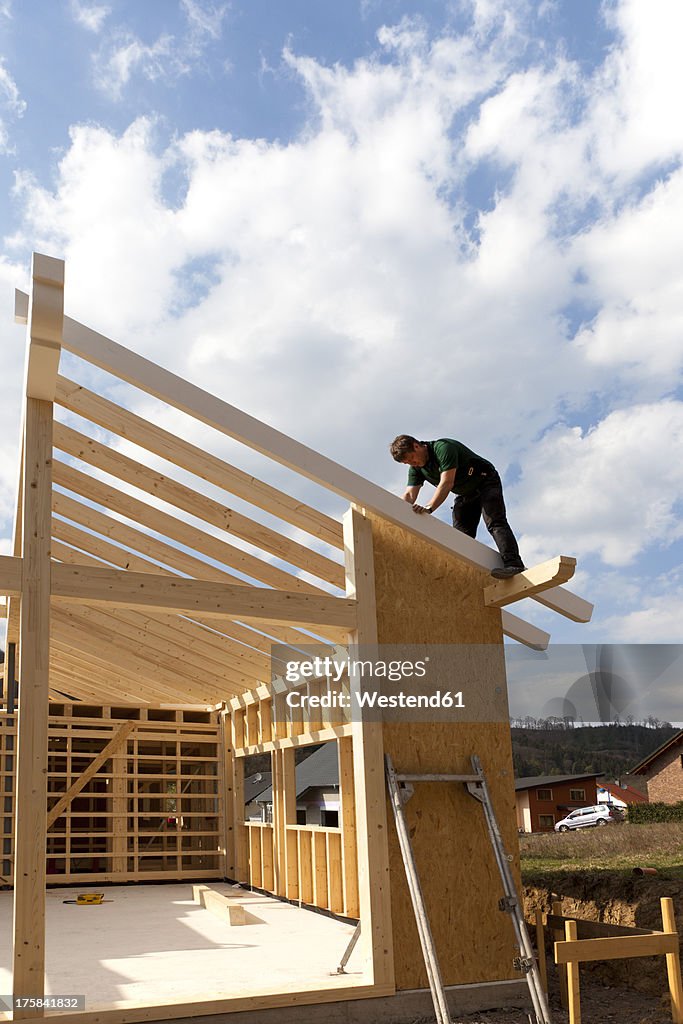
[425,507,433,514]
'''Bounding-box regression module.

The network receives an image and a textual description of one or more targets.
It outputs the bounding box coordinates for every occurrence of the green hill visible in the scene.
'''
[510,723,678,779]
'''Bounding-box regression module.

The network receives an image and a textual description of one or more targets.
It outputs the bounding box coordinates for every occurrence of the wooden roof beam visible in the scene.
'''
[55,375,343,549]
[0,555,23,595]
[52,600,252,694]
[499,608,550,652]
[53,421,345,588]
[23,254,64,402]
[51,501,340,658]
[484,556,577,609]
[50,561,358,629]
[51,615,227,703]
[52,538,272,680]
[53,306,592,627]
[49,644,205,706]
[53,459,327,596]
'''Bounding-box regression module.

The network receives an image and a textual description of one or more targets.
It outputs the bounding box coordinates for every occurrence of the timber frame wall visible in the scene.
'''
[0,254,592,1022]
[0,704,222,886]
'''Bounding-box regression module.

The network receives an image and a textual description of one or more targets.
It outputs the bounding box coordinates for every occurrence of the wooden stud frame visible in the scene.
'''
[0,255,594,1021]
[0,705,223,887]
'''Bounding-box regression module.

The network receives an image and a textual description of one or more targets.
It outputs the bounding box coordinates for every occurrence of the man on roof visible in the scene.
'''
[389,435,525,580]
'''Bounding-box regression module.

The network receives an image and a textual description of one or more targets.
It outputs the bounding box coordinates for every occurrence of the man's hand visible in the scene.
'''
[412,504,432,515]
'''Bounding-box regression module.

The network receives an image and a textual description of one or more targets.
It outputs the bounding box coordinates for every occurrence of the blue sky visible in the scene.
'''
[0,1,682,708]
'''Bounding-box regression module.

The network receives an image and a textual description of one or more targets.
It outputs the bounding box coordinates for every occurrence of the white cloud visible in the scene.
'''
[70,0,110,33]
[181,0,228,44]
[591,0,683,178]
[6,2,683,627]
[599,567,683,643]
[95,32,177,98]
[0,255,30,524]
[0,59,25,153]
[91,0,228,98]
[514,402,683,567]
[572,169,683,381]
[0,61,25,117]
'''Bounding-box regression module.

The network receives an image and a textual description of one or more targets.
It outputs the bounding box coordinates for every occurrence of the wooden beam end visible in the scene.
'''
[32,252,65,287]
[14,289,29,325]
[484,555,577,609]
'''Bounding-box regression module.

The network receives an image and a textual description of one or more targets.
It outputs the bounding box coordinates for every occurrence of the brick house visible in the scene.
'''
[515,773,601,832]
[597,781,649,809]
[630,729,683,804]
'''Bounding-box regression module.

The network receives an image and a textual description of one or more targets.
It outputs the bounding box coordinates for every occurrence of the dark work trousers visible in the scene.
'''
[451,469,523,568]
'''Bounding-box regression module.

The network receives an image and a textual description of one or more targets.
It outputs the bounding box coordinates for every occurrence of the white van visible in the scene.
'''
[554,804,622,832]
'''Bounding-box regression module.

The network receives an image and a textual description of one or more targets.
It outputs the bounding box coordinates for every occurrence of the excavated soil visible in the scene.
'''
[444,969,674,1022]
[523,872,683,997]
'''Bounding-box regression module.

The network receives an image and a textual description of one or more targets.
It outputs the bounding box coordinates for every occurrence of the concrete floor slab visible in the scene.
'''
[0,884,361,1010]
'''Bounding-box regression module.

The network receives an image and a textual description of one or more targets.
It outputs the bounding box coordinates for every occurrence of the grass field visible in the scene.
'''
[520,821,683,878]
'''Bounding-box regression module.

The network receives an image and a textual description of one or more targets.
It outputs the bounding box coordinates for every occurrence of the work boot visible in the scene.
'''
[490,565,525,579]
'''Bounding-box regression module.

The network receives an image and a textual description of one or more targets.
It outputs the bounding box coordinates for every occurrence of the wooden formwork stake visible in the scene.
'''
[661,897,683,1024]
[552,898,568,1009]
[535,908,548,994]
[565,919,581,1024]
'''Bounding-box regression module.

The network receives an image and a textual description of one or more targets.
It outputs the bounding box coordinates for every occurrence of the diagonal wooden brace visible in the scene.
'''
[46,720,137,829]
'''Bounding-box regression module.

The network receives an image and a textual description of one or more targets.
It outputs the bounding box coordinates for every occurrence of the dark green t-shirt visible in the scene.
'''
[407,439,495,496]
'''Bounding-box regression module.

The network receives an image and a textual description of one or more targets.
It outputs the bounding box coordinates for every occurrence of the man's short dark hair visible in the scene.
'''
[390,435,419,462]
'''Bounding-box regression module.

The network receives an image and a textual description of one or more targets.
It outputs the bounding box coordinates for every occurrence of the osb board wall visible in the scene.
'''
[368,513,520,990]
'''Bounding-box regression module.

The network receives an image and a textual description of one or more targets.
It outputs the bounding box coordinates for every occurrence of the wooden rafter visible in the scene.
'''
[51,507,347,653]
[53,459,331,595]
[55,375,343,549]
[499,608,550,651]
[53,421,345,588]
[50,611,241,702]
[51,601,251,694]
[52,537,271,677]
[48,646,206,706]
[53,306,592,630]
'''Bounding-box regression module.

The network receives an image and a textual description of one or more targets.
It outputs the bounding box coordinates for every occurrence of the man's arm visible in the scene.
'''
[412,468,456,514]
[402,485,422,504]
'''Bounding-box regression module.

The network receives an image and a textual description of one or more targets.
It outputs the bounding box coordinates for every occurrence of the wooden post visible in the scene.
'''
[218,712,233,879]
[282,748,298,900]
[552,898,568,1008]
[13,255,63,1013]
[535,908,548,994]
[565,919,581,1024]
[111,739,127,877]
[343,507,394,988]
[13,398,54,1012]
[231,714,247,884]
[339,735,359,918]
[661,897,683,1024]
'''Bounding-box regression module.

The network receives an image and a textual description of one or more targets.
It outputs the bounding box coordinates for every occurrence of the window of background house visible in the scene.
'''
[570,789,586,801]
[537,788,552,800]
[539,815,555,828]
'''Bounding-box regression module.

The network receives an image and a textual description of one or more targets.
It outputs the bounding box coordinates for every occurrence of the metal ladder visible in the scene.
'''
[384,752,553,1024]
